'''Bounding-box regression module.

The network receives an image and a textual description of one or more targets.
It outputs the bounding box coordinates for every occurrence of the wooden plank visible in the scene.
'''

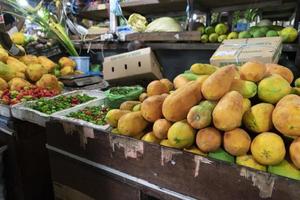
[125,32,201,42]
[46,120,300,200]
[73,41,298,52]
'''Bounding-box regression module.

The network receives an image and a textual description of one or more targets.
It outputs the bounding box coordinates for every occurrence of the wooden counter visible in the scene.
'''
[46,120,300,200]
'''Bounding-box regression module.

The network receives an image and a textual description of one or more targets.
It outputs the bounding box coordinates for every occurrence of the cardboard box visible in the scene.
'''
[103,47,163,83]
[210,37,282,67]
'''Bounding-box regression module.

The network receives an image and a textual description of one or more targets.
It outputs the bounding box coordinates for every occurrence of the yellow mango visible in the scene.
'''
[258,74,291,104]
[118,111,148,136]
[251,132,285,165]
[7,57,27,72]
[243,103,274,133]
[190,63,218,75]
[105,109,131,127]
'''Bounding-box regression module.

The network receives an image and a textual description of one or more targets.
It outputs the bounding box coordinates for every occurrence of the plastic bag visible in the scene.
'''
[105,86,144,108]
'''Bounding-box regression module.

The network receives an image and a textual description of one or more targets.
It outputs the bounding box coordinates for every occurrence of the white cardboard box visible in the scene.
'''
[103,47,163,83]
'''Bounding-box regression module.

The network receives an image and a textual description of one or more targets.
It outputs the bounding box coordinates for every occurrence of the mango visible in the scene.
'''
[230,79,257,98]
[19,55,39,65]
[6,56,27,73]
[184,146,207,156]
[239,61,266,82]
[0,61,16,82]
[196,127,221,153]
[36,74,61,92]
[251,132,285,165]
[289,137,300,169]
[265,63,294,84]
[190,63,218,75]
[58,57,76,69]
[141,132,161,144]
[38,56,57,73]
[0,77,8,91]
[187,100,217,129]
[8,78,31,91]
[141,95,166,122]
[167,120,195,149]
[201,65,236,100]
[224,128,251,156]
[242,98,251,114]
[147,80,169,96]
[268,160,300,180]
[213,91,244,131]
[132,104,141,111]
[162,80,202,122]
[0,48,8,62]
[236,155,266,171]
[295,77,300,87]
[120,101,140,110]
[160,79,173,91]
[105,109,131,127]
[173,75,190,89]
[26,64,47,82]
[208,148,235,163]
[272,94,300,136]
[258,74,291,104]
[60,66,74,76]
[117,111,148,136]
[153,119,172,139]
[243,103,274,133]
[139,93,148,102]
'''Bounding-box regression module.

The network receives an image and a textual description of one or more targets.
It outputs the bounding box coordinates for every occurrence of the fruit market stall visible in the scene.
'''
[43,59,300,199]
[0,0,300,199]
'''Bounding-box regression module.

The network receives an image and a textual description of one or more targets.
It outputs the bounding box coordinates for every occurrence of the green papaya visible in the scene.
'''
[230,79,257,98]
[187,100,217,129]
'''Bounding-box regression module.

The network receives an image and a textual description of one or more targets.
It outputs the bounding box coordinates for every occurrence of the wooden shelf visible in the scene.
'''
[78,0,296,21]
[74,41,298,52]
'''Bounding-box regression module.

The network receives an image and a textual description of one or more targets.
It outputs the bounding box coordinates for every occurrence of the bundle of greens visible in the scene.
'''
[3,0,78,56]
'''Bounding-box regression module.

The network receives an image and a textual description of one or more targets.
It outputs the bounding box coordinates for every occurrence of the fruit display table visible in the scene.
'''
[46,119,300,200]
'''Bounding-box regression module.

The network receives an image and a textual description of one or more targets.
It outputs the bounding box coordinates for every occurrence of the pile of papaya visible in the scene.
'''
[0,45,85,104]
[105,61,300,180]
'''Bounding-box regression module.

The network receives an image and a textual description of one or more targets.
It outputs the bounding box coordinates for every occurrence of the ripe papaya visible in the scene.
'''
[187,100,217,129]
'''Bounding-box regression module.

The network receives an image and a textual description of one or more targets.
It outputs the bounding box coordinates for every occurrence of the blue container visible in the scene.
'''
[69,56,90,74]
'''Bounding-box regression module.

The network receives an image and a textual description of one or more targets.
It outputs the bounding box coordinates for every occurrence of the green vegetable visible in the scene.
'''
[68,105,110,125]
[30,94,95,114]
[145,17,182,32]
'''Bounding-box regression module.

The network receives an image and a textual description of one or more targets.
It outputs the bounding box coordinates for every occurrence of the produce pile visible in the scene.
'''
[68,105,110,126]
[105,61,300,180]
[0,46,84,105]
[30,94,96,114]
[0,86,59,105]
[199,23,298,43]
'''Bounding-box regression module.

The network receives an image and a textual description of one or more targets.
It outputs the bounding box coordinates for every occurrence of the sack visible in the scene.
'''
[105,86,144,108]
